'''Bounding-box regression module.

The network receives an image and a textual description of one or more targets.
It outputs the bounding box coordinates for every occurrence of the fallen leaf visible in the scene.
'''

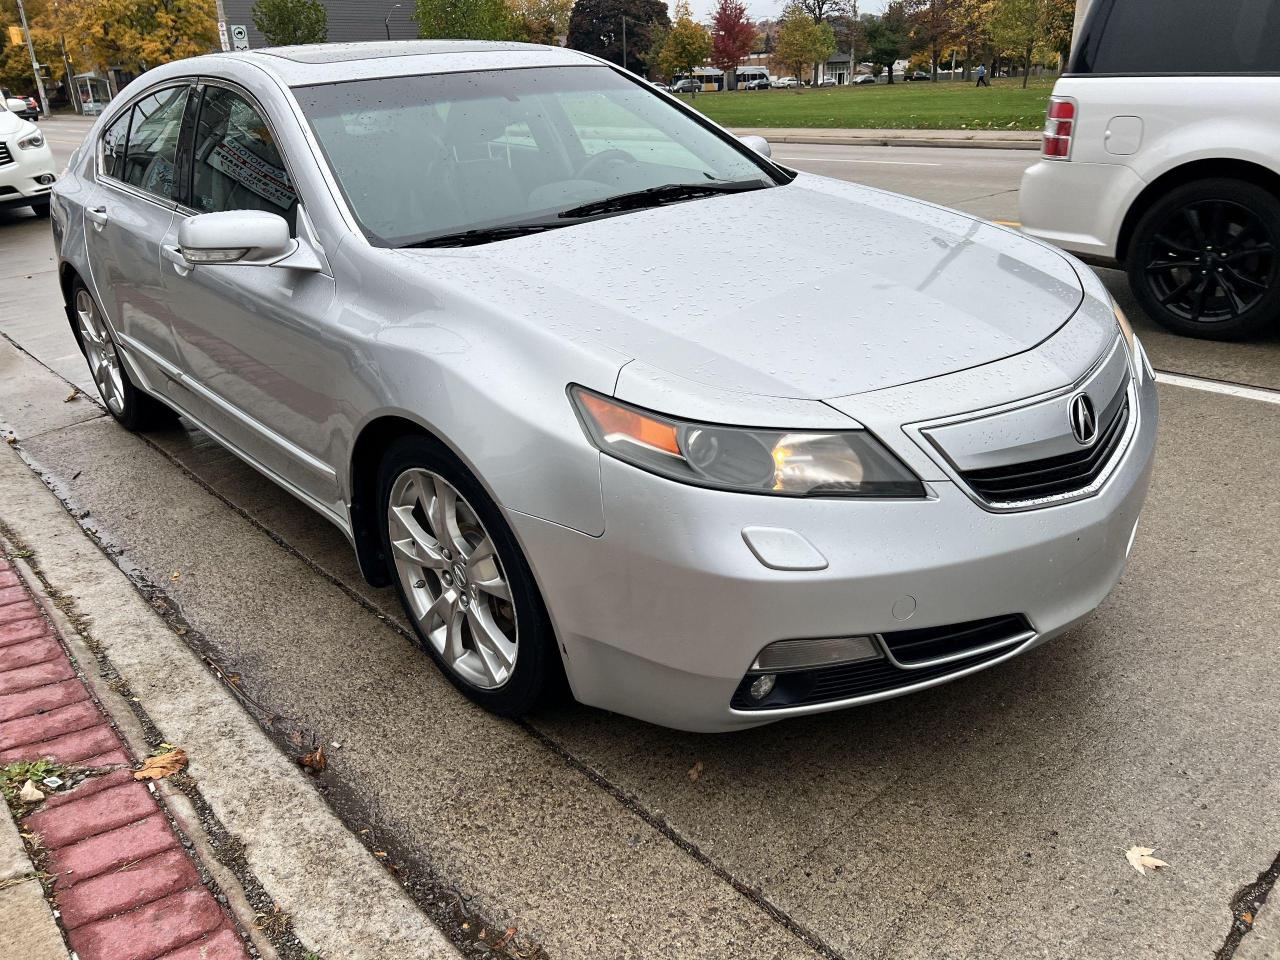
[64,389,79,403]
[1242,911,1255,925]
[687,760,703,782]
[134,748,188,781]
[496,927,518,949]
[19,780,44,803]
[170,570,181,582]
[299,744,326,773]
[4,435,15,445]
[1125,845,1169,876]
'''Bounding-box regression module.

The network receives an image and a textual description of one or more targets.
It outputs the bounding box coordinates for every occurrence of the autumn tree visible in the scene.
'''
[567,0,670,74]
[415,0,516,40]
[774,2,835,89]
[59,0,217,74]
[709,0,754,87]
[252,0,327,46]
[861,2,909,82]
[658,0,711,91]
[509,0,574,44]
[990,0,1058,86]
[905,0,960,80]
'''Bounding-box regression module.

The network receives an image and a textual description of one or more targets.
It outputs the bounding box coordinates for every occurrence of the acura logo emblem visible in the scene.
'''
[1069,393,1097,445]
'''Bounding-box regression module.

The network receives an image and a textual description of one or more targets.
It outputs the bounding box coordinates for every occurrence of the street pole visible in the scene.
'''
[385,3,402,41]
[14,0,49,114]
[215,0,230,51]
[621,16,627,73]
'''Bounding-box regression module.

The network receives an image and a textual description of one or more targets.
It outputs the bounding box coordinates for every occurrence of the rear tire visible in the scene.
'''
[376,434,563,717]
[1126,178,1280,340]
[70,281,179,431]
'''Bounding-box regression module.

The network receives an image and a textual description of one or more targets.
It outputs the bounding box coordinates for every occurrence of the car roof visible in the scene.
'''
[215,40,599,87]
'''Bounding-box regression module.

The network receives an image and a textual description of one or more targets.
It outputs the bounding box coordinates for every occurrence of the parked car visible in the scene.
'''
[1,92,39,122]
[53,41,1157,732]
[0,99,55,216]
[817,77,837,87]
[1021,0,1280,340]
[904,71,933,82]
[649,80,670,91]
[851,74,877,85]
[743,77,772,90]
[671,79,699,93]
[771,76,799,88]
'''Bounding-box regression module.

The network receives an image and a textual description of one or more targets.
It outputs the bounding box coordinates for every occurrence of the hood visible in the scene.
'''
[0,108,30,139]
[421,173,1085,400]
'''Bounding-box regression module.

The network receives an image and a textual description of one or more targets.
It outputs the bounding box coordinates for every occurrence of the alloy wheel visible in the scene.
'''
[75,289,126,415]
[1144,199,1276,325]
[387,468,518,690]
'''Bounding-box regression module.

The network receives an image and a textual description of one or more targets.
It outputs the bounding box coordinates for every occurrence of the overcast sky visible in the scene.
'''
[684,0,890,21]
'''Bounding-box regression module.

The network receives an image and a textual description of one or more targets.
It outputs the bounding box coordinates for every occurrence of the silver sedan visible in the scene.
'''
[51,42,1158,732]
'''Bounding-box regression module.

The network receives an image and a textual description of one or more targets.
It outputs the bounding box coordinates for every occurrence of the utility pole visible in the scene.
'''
[215,0,230,51]
[621,16,628,72]
[14,0,49,113]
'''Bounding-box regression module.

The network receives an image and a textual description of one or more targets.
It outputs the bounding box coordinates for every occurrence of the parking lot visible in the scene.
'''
[3,115,1280,959]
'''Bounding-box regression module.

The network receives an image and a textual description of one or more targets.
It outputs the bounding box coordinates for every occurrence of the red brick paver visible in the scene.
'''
[0,555,250,960]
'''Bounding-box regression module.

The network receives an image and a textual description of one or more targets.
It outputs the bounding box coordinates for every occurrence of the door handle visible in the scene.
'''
[162,245,191,276]
[85,205,109,228]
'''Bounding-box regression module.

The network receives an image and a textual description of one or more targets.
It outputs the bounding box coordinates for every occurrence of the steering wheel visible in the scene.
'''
[578,148,636,182]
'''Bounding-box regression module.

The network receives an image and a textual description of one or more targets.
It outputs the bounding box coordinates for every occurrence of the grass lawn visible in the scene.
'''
[675,77,1055,131]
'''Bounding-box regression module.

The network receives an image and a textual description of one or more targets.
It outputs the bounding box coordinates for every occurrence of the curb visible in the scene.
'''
[735,133,1039,150]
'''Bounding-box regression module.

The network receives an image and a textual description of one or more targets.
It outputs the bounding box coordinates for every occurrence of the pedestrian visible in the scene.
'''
[976,63,989,87]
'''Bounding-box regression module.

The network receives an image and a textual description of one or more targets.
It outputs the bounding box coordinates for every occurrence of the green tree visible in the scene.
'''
[414,0,517,41]
[658,0,711,90]
[774,2,835,90]
[566,0,670,74]
[861,2,909,82]
[252,0,328,46]
[905,0,960,80]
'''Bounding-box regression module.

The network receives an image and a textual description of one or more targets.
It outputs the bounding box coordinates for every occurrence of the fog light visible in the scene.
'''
[752,635,881,672]
[36,174,55,185]
[749,674,777,701]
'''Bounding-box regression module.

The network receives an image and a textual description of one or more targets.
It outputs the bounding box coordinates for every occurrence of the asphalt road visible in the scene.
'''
[4,116,1280,960]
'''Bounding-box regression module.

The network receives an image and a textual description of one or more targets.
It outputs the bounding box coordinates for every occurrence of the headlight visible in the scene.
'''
[570,386,924,498]
[17,131,44,150]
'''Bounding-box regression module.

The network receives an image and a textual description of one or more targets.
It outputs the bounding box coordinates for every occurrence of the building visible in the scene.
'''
[218,0,419,50]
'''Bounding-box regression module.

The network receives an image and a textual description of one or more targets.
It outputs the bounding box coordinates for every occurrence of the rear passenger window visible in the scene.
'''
[101,111,129,181]
[1073,0,1280,74]
[190,86,298,232]
[122,86,189,198]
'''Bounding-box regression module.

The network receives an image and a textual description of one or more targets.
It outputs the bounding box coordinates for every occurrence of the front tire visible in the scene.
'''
[1127,178,1280,340]
[377,435,562,716]
[71,281,178,431]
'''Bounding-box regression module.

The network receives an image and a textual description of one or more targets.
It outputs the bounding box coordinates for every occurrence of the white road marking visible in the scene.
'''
[1156,371,1280,405]
[776,155,941,167]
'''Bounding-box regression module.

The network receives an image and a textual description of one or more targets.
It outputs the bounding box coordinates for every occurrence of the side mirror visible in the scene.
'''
[178,210,294,266]
[6,98,28,113]
[739,134,772,159]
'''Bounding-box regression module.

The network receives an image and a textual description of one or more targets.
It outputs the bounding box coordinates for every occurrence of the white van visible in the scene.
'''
[1020,0,1280,340]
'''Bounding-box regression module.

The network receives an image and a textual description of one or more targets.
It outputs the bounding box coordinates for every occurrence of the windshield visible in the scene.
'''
[293,65,777,247]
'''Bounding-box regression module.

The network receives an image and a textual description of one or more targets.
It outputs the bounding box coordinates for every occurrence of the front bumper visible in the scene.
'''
[0,140,56,211]
[511,343,1159,732]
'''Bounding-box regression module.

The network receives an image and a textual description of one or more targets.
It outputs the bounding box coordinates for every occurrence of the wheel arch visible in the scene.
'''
[59,262,84,341]
[1117,158,1280,263]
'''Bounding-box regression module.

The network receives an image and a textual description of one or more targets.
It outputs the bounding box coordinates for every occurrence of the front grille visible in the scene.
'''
[0,143,13,166]
[960,386,1130,505]
[731,614,1033,710]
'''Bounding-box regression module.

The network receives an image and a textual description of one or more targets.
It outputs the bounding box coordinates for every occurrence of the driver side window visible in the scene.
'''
[190,86,298,233]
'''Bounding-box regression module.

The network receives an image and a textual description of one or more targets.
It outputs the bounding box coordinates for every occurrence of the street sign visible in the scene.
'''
[230,24,249,51]
[218,20,230,52]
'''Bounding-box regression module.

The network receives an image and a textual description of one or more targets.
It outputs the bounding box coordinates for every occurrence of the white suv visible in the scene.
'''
[1020,0,1280,340]
[0,97,55,217]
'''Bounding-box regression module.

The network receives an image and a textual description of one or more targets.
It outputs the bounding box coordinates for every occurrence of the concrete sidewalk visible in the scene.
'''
[729,126,1040,150]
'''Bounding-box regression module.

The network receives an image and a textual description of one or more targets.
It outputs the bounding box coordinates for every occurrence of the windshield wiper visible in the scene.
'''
[402,221,568,249]
[558,180,768,220]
